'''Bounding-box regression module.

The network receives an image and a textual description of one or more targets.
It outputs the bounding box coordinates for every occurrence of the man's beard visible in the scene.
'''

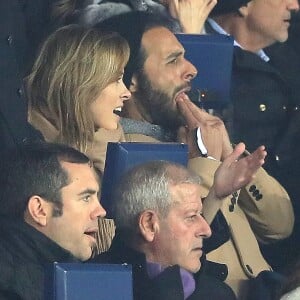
[135,70,187,131]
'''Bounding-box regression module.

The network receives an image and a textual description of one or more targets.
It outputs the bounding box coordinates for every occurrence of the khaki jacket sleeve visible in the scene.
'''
[188,157,222,224]
[238,167,294,243]
[188,156,294,243]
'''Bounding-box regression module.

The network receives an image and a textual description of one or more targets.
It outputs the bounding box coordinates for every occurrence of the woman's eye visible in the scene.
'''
[117,74,124,83]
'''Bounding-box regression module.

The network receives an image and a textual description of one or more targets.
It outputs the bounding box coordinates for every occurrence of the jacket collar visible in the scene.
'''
[0,217,78,265]
[108,230,146,265]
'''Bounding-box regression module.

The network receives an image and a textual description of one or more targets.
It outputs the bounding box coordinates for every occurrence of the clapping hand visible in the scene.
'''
[203,143,267,224]
[211,143,267,199]
[165,0,217,33]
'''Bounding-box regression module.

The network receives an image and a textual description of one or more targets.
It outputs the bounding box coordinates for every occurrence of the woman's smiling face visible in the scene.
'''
[90,72,131,130]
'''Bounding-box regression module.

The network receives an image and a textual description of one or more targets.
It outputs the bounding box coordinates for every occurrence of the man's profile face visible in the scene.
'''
[133,26,197,129]
[43,162,106,261]
[152,183,211,273]
[245,0,299,45]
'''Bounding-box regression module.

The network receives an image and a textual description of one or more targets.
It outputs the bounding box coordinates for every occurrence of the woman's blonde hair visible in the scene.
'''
[27,24,130,153]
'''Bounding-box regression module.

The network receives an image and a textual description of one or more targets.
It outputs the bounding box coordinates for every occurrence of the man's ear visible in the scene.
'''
[129,74,138,93]
[238,3,250,17]
[138,210,159,242]
[25,196,50,227]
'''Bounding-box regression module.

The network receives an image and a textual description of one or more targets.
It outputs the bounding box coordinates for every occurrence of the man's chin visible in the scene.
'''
[78,247,94,262]
[154,107,184,130]
[185,263,201,274]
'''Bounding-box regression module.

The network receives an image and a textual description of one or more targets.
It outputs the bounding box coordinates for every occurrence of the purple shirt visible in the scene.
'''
[146,261,196,299]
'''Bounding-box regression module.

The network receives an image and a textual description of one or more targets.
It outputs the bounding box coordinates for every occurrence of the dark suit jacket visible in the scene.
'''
[0,217,78,300]
[205,21,300,270]
[205,22,300,175]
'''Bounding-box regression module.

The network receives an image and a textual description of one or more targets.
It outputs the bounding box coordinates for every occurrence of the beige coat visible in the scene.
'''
[28,110,126,253]
[28,110,126,173]
[125,132,293,300]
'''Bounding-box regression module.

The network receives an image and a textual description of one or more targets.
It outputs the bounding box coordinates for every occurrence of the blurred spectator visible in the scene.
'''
[51,0,215,33]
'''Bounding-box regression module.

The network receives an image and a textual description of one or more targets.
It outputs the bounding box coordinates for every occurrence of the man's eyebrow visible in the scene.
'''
[78,189,98,196]
[165,50,184,61]
[183,207,200,213]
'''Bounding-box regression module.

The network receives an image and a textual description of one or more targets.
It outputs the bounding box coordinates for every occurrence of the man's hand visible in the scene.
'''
[211,143,267,199]
[165,0,217,33]
[177,94,232,160]
[203,143,266,224]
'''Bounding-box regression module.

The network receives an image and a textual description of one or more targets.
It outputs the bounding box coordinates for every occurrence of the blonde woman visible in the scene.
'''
[27,24,131,253]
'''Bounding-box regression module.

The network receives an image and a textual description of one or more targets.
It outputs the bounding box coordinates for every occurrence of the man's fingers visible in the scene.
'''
[176,98,199,128]
[224,142,246,164]
[180,96,209,121]
[177,96,223,128]
[245,145,267,169]
[252,145,267,161]
[177,126,188,144]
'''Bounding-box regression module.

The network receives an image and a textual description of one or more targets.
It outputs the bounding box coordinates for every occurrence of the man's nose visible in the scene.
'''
[197,216,212,239]
[91,202,106,220]
[183,59,198,82]
[288,0,299,11]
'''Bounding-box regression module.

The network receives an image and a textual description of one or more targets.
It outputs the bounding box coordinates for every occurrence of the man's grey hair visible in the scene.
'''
[112,160,201,235]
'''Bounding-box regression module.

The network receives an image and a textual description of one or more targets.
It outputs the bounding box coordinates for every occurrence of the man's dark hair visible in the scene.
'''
[210,0,251,16]
[95,11,176,87]
[0,142,90,219]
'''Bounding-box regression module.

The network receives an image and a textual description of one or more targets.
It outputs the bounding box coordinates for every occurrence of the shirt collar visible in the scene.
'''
[206,18,270,62]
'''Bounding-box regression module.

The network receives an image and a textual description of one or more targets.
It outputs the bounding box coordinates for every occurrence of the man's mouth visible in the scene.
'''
[193,247,202,251]
[192,245,203,253]
[84,228,98,243]
[174,87,191,102]
[113,106,123,116]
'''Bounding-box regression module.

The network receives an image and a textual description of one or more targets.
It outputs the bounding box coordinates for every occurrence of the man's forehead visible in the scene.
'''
[61,161,97,183]
[170,183,204,203]
[141,26,184,56]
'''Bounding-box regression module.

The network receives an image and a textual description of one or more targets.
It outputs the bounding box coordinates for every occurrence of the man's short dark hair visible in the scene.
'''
[96,11,176,87]
[210,0,251,16]
[0,142,90,219]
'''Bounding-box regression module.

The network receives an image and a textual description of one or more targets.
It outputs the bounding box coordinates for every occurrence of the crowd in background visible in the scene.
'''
[1,0,300,299]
